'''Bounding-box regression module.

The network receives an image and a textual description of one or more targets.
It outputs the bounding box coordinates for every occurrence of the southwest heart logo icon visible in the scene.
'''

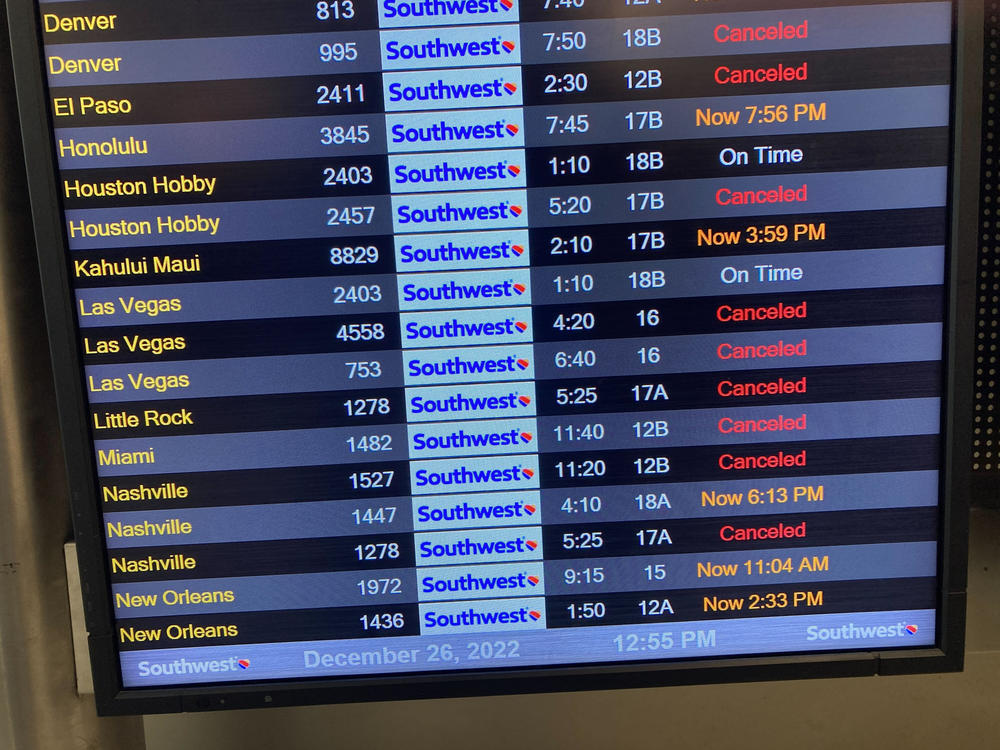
[516,358,529,370]
[504,82,518,95]
[510,205,523,216]
[238,659,250,669]
[511,244,525,255]
[529,610,542,621]
[518,395,531,406]
[515,321,528,332]
[522,469,535,479]
[527,575,540,586]
[513,283,527,295]
[520,432,533,443]
[502,41,516,53]
[524,504,537,515]
[500,0,513,9]
[506,124,520,136]
[525,539,538,550]
[508,165,521,177]
[906,624,919,635]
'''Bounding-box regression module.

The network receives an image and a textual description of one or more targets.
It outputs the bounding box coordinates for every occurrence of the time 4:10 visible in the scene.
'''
[560,493,672,512]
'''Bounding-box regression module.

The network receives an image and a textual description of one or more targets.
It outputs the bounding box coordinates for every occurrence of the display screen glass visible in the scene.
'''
[32,0,954,691]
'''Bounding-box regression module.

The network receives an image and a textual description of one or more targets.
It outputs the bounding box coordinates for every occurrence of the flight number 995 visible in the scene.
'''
[319,42,358,62]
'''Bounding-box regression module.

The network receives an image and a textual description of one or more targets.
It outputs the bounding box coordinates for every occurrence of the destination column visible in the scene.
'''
[44,0,433,653]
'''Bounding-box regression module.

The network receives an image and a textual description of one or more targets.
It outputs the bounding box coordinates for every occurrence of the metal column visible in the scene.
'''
[0,6,146,748]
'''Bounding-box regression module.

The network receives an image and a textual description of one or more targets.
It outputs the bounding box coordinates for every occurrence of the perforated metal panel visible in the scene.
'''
[976,3,1000,504]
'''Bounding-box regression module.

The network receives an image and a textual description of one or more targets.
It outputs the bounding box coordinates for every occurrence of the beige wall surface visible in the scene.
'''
[143,509,1000,750]
[0,630,13,750]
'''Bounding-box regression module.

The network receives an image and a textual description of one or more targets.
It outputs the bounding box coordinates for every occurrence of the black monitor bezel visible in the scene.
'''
[4,0,979,715]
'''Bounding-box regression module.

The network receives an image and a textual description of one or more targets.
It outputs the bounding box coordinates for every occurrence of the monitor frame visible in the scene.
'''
[4,0,980,715]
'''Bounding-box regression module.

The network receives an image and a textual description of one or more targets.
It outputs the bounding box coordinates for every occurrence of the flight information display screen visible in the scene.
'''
[13,0,968,708]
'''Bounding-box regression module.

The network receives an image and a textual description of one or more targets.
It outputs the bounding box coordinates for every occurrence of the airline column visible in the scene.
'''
[378,1,547,636]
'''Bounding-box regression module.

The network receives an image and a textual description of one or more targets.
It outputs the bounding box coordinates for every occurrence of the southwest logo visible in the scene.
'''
[402,279,528,303]
[416,499,538,523]
[407,353,531,379]
[391,118,517,146]
[383,0,514,21]
[385,36,519,62]
[423,604,545,630]
[397,200,525,226]
[520,432,533,443]
[404,316,530,341]
[388,78,518,104]
[419,536,540,557]
[237,659,250,669]
[394,158,524,187]
[906,624,919,635]
[399,238,525,265]
[412,427,535,451]
[410,390,533,415]
[421,571,541,595]
[414,462,538,488]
